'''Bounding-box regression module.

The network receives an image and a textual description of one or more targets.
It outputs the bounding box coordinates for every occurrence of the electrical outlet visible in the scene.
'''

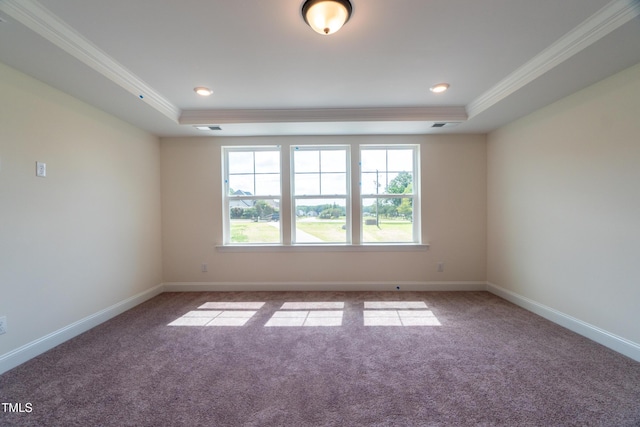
[0,316,7,335]
[437,262,445,272]
[36,161,46,177]
[201,263,208,272]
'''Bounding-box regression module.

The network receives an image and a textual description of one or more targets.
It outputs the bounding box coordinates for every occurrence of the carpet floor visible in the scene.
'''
[1,291,639,426]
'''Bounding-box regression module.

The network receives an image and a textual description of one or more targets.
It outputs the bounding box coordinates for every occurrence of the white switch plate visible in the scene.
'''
[36,161,46,177]
[0,316,7,335]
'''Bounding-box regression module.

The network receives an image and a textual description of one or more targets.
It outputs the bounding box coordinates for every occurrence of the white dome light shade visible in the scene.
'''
[302,0,352,35]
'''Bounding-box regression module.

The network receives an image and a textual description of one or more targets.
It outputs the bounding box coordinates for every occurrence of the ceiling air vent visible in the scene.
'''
[195,125,222,131]
[431,122,460,128]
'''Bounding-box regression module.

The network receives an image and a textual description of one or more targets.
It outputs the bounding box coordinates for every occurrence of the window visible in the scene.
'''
[222,143,421,247]
[292,146,349,244]
[223,147,281,244]
[360,146,419,243]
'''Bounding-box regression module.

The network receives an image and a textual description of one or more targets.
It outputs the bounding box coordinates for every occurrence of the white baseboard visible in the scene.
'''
[486,282,640,362]
[163,281,487,292]
[0,284,164,375]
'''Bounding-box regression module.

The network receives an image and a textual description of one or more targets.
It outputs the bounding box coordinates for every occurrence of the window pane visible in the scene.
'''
[360,149,386,172]
[321,172,346,195]
[387,149,414,172]
[229,200,280,244]
[294,150,319,173]
[294,199,347,243]
[361,148,414,193]
[227,148,281,197]
[255,151,280,173]
[362,197,413,243]
[295,173,320,195]
[228,174,254,195]
[294,147,348,196]
[321,150,346,172]
[255,173,281,195]
[386,172,414,195]
[361,171,386,195]
[228,151,254,174]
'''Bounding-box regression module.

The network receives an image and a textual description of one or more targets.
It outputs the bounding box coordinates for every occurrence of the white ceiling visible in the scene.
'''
[1,0,639,137]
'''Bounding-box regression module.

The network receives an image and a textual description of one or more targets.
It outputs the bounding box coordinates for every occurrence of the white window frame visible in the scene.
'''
[219,142,425,250]
[359,145,421,244]
[291,145,351,244]
[222,146,282,245]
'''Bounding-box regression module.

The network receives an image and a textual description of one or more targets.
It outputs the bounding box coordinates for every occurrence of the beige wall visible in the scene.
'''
[487,62,640,343]
[161,134,487,287]
[0,63,163,355]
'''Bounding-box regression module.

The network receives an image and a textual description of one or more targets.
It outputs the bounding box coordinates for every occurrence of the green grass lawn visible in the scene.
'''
[230,218,413,243]
[362,220,413,242]
[230,220,280,243]
[296,220,346,242]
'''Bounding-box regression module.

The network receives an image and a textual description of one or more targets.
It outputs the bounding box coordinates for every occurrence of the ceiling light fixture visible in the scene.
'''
[302,0,352,35]
[194,87,213,96]
[429,83,450,93]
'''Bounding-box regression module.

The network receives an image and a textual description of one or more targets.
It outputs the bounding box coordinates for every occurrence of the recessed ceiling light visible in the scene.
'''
[194,87,213,96]
[429,83,450,93]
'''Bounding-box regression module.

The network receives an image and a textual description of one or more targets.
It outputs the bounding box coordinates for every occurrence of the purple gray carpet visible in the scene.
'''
[1,291,639,426]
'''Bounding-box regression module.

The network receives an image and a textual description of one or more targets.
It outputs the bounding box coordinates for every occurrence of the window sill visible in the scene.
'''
[216,244,430,253]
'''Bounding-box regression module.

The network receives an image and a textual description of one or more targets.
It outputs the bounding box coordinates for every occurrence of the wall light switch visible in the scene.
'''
[36,162,46,177]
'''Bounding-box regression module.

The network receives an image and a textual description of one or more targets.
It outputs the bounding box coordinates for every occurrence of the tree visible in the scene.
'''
[397,198,412,221]
[254,200,274,219]
[242,207,257,219]
[319,207,343,219]
[387,172,412,194]
[230,207,244,219]
[376,203,397,218]
[386,171,412,207]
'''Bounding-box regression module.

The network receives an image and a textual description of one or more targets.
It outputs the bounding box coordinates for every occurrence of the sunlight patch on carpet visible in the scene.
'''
[280,302,344,310]
[265,309,343,327]
[363,308,441,326]
[364,301,427,309]
[168,300,440,327]
[198,302,266,310]
[168,304,263,327]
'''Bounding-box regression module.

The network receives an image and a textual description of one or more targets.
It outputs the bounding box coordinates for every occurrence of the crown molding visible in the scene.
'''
[466,0,640,119]
[180,107,468,125]
[0,0,181,122]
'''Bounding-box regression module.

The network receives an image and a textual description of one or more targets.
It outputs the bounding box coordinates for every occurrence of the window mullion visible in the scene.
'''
[281,144,291,245]
[352,144,361,245]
